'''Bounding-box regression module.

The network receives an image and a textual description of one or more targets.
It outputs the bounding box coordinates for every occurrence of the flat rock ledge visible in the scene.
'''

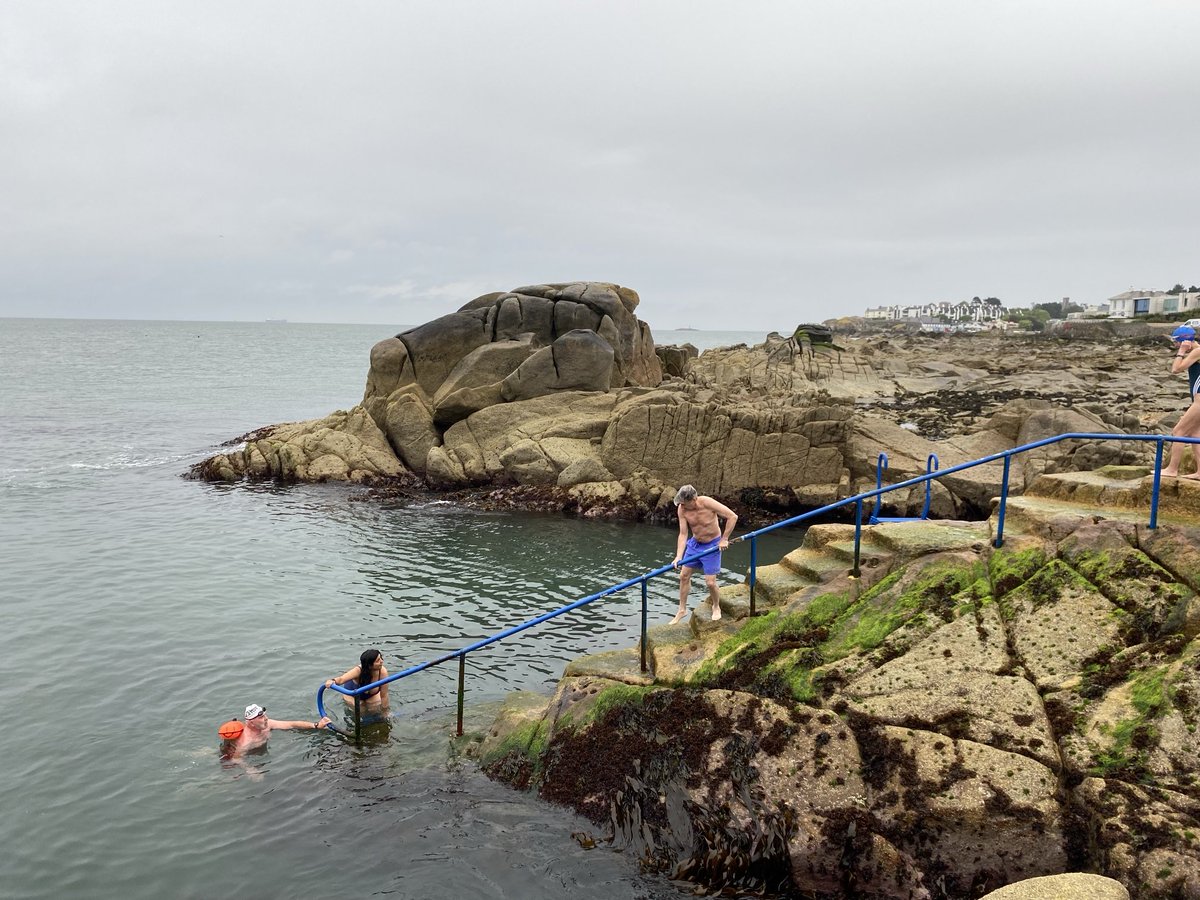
[464,480,1200,899]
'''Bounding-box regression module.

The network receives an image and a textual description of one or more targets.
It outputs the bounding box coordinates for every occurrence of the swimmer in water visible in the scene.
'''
[218,704,331,758]
[325,648,389,712]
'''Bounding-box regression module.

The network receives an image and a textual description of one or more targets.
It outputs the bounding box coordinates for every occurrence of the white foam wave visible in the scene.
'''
[69,450,192,471]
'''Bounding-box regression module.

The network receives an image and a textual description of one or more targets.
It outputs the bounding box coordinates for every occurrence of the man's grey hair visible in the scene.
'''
[673,484,698,506]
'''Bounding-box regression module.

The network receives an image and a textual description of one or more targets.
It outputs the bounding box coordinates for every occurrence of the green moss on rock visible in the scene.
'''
[481,718,550,789]
[989,546,1049,597]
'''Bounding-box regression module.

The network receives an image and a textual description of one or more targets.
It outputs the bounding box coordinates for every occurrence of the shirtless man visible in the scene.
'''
[670,485,738,624]
[219,704,332,757]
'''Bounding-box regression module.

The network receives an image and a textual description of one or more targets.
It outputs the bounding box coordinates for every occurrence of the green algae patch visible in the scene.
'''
[821,558,985,661]
[480,718,551,789]
[999,558,1093,616]
[957,577,994,615]
[1071,547,1156,586]
[1131,666,1172,719]
[1088,665,1175,780]
[989,546,1049,597]
[804,589,857,627]
[691,596,849,704]
[555,682,654,734]
[1066,546,1195,642]
[691,558,985,705]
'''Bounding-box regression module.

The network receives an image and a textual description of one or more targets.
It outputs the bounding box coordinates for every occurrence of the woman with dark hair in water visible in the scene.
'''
[325,648,389,710]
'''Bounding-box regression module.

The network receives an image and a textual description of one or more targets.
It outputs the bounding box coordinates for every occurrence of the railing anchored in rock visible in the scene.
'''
[316,431,1200,742]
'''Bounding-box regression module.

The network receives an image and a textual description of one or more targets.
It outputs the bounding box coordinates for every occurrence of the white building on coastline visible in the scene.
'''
[863,297,1006,323]
[1106,289,1200,318]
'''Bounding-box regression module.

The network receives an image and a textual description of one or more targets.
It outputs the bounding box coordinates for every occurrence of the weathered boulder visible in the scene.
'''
[392,307,494,396]
[356,282,661,473]
[431,335,537,426]
[427,391,617,486]
[655,342,698,378]
[500,329,615,402]
[374,384,439,474]
[599,391,851,502]
[192,406,407,483]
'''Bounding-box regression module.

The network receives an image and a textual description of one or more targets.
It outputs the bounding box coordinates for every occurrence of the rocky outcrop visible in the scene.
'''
[192,406,407,483]
[192,288,1190,522]
[363,282,661,432]
[471,485,1200,899]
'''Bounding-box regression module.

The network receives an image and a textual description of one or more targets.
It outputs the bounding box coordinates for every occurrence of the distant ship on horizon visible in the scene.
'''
[675,326,699,331]
[265,318,288,324]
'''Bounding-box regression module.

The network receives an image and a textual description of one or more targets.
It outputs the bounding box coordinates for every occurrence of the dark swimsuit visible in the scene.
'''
[1190,361,1200,399]
[343,678,380,699]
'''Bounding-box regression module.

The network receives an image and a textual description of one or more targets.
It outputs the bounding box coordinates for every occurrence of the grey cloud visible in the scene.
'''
[3,1,1200,327]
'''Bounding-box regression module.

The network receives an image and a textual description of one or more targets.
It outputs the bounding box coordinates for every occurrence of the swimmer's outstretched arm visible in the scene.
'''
[267,716,332,731]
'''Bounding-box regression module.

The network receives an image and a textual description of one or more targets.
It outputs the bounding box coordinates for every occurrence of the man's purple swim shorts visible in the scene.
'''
[683,535,722,575]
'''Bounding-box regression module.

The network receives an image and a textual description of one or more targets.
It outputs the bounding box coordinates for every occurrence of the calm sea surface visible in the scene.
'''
[0,319,798,899]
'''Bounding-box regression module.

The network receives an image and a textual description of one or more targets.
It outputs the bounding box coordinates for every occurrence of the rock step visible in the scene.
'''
[562,647,655,686]
[823,538,891,566]
[995,496,1148,540]
[1025,469,1200,520]
[750,561,819,606]
[778,546,850,582]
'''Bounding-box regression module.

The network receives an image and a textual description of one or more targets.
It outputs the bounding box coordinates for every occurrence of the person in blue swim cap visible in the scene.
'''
[1163,325,1200,478]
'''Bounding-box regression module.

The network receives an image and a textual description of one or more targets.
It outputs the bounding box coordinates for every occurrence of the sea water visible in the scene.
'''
[0,319,798,899]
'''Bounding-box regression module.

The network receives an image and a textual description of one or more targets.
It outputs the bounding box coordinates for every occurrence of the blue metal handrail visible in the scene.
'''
[870,452,938,524]
[318,431,1200,739]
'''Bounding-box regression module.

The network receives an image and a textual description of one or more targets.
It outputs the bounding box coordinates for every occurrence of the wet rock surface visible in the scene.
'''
[471,505,1200,899]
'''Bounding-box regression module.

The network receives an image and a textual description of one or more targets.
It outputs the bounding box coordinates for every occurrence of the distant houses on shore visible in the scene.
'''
[1106,289,1200,318]
[863,287,1200,331]
[864,296,1006,323]
[863,297,1008,331]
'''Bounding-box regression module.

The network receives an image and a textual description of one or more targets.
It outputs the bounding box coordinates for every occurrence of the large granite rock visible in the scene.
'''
[357,282,662,478]
[474,512,1200,899]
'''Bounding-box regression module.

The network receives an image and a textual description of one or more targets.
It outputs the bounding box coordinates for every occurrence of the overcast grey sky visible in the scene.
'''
[3,1,1199,330]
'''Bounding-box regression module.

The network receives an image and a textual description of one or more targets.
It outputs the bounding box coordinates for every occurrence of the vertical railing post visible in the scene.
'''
[852,499,863,577]
[639,579,649,673]
[749,536,757,616]
[457,654,466,736]
[353,694,361,744]
[871,454,888,524]
[1150,438,1165,530]
[994,454,1012,549]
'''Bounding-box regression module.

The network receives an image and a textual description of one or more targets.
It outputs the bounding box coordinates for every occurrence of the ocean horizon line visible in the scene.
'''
[0,314,772,333]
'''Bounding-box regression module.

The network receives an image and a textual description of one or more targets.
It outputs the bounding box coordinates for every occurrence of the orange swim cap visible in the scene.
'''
[218,720,244,739]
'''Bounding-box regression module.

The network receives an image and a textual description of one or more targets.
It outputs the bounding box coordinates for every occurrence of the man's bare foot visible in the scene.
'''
[1163,469,1180,478]
[1183,472,1200,480]
[711,606,722,621]
[669,610,687,625]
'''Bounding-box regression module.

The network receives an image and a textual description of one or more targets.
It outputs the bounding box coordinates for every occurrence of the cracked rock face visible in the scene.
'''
[476,515,1200,899]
